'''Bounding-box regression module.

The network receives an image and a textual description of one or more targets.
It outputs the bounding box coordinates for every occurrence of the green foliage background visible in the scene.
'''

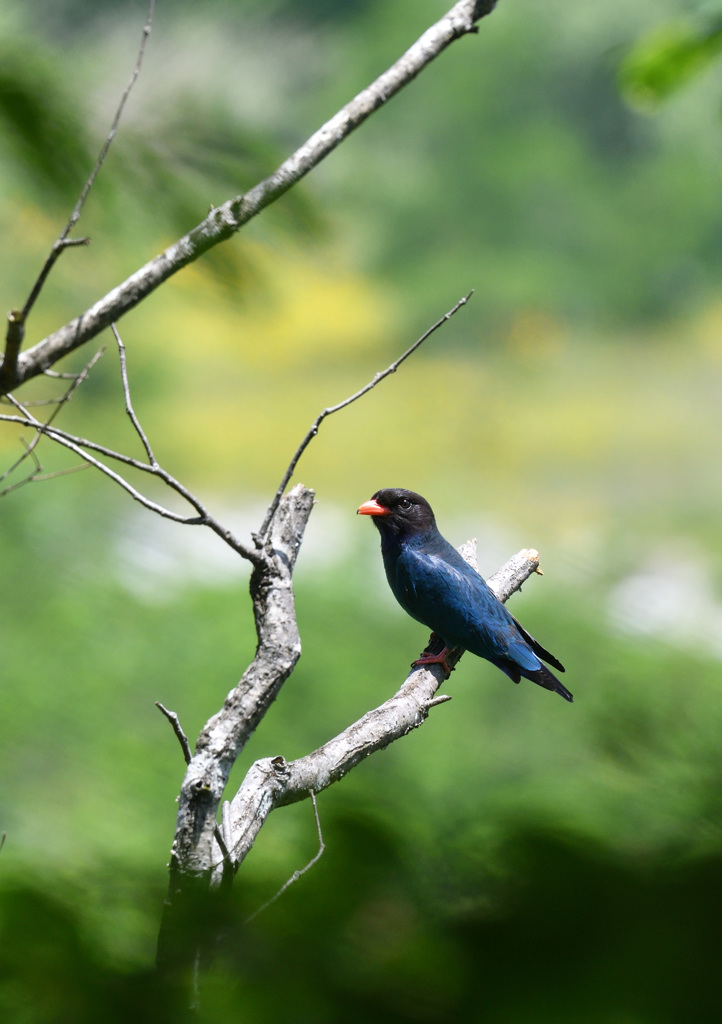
[1,0,722,1020]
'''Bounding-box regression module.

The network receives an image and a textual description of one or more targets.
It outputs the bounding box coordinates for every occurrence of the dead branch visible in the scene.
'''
[0,353,262,564]
[156,702,193,765]
[2,289,471,562]
[2,0,497,393]
[112,324,156,465]
[0,348,105,487]
[156,481,315,965]
[210,547,542,885]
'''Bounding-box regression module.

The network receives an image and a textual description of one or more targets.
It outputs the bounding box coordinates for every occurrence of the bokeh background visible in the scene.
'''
[2,0,722,1020]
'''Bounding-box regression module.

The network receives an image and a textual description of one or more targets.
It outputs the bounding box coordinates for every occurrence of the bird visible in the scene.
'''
[357,487,572,702]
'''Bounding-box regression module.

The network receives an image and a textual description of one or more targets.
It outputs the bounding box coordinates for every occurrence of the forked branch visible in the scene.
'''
[210,547,544,885]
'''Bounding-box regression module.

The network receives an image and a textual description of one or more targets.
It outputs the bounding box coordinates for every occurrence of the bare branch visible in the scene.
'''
[156,702,193,765]
[216,546,542,881]
[0,407,262,564]
[0,438,88,497]
[257,291,473,541]
[0,2,155,390]
[112,324,156,465]
[0,433,42,494]
[57,0,154,249]
[244,792,325,922]
[0,407,200,524]
[0,313,25,393]
[0,348,104,485]
[42,368,91,380]
[5,0,498,392]
[166,485,315,892]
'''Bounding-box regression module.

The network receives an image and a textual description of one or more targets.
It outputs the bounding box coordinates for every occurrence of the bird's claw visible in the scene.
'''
[412,648,455,678]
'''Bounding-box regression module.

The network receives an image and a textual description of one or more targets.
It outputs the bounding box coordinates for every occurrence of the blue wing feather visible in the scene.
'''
[393,543,539,669]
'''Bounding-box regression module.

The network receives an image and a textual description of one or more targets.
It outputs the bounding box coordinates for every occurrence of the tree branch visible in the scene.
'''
[2,0,498,393]
[112,324,157,465]
[156,702,193,765]
[0,347,104,486]
[211,546,542,884]
[166,484,315,892]
[0,353,263,565]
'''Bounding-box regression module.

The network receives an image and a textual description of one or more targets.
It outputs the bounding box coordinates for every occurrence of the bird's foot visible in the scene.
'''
[412,646,456,678]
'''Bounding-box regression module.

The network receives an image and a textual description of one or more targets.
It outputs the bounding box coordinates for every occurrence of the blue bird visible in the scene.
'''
[357,488,572,702]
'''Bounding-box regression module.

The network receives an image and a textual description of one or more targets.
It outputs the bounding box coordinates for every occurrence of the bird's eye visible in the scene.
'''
[398,498,412,512]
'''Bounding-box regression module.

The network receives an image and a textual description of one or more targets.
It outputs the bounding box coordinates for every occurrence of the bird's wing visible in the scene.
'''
[394,546,541,669]
[509,613,565,673]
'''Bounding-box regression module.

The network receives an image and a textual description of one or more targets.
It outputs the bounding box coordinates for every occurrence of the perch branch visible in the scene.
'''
[211,546,542,883]
[3,0,498,393]
[257,290,473,541]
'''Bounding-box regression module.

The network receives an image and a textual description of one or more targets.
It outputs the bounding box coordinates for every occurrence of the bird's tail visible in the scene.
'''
[526,663,573,703]
[494,657,574,702]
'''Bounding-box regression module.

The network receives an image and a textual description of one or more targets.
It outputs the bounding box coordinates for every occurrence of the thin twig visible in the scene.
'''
[32,464,91,483]
[244,792,325,922]
[257,290,473,540]
[0,348,104,484]
[59,1,154,249]
[112,324,156,465]
[155,702,193,765]
[16,2,155,326]
[0,402,262,563]
[0,438,84,497]
[0,405,201,523]
[221,801,233,855]
[0,395,88,407]
[214,827,232,869]
[42,369,89,380]
[0,2,154,391]
[0,434,41,494]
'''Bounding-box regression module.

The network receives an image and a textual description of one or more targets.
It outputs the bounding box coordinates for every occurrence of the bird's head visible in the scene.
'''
[357,488,437,541]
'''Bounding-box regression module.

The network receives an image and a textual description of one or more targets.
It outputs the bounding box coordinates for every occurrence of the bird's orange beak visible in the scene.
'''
[357,498,390,516]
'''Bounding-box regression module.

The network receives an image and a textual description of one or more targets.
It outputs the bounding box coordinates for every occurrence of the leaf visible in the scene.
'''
[620,19,722,109]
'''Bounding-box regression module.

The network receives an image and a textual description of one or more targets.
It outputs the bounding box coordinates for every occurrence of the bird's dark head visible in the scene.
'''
[357,487,437,542]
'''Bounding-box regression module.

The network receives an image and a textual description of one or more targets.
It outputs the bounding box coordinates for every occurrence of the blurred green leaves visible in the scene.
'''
[0,42,96,206]
[621,15,722,108]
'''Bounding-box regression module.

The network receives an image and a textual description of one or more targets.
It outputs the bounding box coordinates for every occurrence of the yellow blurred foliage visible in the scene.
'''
[154,240,398,371]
